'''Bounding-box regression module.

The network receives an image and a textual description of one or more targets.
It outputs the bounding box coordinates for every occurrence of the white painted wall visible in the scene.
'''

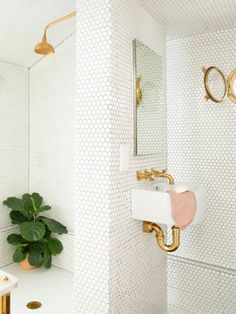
[167,27,236,313]
[0,61,28,267]
[29,34,76,271]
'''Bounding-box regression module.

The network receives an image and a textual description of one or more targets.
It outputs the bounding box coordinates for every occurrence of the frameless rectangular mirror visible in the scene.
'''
[133,39,165,156]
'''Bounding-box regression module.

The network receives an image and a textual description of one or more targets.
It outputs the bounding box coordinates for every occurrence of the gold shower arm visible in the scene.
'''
[42,11,77,40]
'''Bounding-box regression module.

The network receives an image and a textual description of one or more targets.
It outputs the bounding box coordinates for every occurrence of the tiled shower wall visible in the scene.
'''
[167,28,236,313]
[0,61,28,267]
[76,0,167,312]
[29,34,76,271]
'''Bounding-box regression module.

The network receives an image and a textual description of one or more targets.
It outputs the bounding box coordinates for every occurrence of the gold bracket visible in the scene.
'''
[136,76,142,106]
[143,221,180,252]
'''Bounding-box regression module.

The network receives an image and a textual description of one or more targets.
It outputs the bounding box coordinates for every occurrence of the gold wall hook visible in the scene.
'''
[151,168,175,185]
[143,221,180,252]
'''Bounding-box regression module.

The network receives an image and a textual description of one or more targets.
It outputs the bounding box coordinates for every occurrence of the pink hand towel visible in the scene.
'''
[168,190,196,229]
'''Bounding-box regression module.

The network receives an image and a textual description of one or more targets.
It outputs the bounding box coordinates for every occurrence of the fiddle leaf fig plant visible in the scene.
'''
[3,193,68,269]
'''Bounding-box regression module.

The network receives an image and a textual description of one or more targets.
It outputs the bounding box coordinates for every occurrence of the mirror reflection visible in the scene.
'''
[133,39,165,156]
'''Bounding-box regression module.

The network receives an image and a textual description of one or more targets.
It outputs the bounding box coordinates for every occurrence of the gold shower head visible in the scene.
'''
[34,36,55,55]
[34,11,76,55]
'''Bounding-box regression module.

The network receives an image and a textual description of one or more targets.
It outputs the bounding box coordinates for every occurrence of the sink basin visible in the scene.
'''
[0,270,18,296]
[132,181,207,226]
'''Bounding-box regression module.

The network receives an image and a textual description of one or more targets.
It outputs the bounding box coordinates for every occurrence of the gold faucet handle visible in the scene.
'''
[151,168,160,174]
[136,170,154,181]
[151,168,167,174]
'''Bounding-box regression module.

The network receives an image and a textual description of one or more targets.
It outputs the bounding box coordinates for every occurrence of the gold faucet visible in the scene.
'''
[136,170,154,181]
[151,168,175,185]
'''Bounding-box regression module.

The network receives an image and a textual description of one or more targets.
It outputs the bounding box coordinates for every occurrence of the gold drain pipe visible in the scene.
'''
[137,168,181,252]
[0,293,10,314]
[143,221,180,252]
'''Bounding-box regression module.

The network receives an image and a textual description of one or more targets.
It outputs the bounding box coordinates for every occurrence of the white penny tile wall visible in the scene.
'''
[29,34,76,271]
[0,228,18,267]
[76,0,167,313]
[167,27,236,313]
[0,61,28,265]
[168,256,236,314]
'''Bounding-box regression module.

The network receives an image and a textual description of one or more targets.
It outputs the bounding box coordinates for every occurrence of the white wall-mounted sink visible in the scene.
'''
[132,181,207,226]
[0,270,18,296]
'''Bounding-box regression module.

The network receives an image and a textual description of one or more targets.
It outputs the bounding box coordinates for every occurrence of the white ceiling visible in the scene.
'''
[1,0,235,67]
[140,0,236,40]
[0,0,76,68]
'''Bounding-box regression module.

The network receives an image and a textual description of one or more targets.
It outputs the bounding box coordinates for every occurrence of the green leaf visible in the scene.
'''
[3,197,25,212]
[20,222,46,241]
[43,244,52,269]
[31,193,43,208]
[13,247,26,263]
[28,252,43,266]
[9,210,28,224]
[7,234,26,245]
[4,196,32,218]
[38,205,51,213]
[45,226,52,238]
[47,237,63,256]
[22,194,34,213]
[39,217,68,235]
[28,242,44,253]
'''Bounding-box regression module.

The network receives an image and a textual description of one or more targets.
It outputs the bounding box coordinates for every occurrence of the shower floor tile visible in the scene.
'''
[2,263,73,314]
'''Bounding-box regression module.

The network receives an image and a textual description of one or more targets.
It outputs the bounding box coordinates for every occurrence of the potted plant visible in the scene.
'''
[3,193,68,270]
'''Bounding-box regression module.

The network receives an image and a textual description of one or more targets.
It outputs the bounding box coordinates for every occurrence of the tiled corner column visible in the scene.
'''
[75,0,112,312]
[75,0,168,313]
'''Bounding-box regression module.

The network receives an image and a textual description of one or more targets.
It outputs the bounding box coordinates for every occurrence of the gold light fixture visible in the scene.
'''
[202,66,236,104]
[34,11,76,55]
[227,68,236,103]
